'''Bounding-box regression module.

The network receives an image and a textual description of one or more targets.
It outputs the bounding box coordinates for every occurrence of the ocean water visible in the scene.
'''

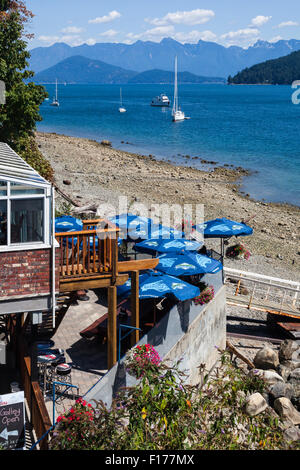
[37,84,300,207]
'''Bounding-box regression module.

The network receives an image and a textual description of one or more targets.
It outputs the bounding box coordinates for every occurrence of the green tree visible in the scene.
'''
[0,1,52,180]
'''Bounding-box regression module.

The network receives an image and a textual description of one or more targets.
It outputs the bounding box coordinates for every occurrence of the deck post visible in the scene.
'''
[107,285,117,369]
[131,270,140,347]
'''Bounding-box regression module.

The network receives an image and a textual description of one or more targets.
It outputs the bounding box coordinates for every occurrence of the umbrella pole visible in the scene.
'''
[130,271,140,347]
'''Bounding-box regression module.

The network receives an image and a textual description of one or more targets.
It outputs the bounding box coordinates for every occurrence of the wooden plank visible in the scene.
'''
[107,285,117,369]
[59,274,129,292]
[131,271,140,347]
[118,258,159,273]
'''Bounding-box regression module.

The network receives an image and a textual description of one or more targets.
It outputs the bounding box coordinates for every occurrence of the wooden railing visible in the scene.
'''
[55,219,119,281]
[19,337,52,450]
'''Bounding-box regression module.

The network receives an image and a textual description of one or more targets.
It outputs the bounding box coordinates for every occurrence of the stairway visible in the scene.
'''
[23,292,77,340]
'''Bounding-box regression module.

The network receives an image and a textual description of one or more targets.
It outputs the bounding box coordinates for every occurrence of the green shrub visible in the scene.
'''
[49,350,298,451]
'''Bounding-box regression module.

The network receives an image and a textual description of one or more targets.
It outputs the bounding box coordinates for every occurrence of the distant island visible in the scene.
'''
[128,69,225,84]
[32,55,226,85]
[228,49,300,85]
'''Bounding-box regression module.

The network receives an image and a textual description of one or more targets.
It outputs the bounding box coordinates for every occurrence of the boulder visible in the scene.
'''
[244,392,268,417]
[278,359,300,371]
[277,364,292,381]
[283,426,300,443]
[279,339,299,362]
[288,368,300,385]
[269,382,294,401]
[249,368,284,385]
[274,397,300,425]
[254,347,279,370]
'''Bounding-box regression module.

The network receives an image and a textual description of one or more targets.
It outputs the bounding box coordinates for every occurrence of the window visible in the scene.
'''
[11,199,44,243]
[0,200,7,245]
[0,179,49,249]
[10,182,44,195]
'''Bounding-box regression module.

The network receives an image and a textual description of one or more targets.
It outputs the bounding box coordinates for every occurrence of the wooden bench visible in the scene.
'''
[79,299,131,340]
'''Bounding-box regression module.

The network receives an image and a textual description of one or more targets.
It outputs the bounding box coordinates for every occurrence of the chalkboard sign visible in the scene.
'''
[0,391,25,450]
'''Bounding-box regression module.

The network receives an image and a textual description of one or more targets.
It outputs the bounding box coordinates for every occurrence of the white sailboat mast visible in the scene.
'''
[173,56,178,115]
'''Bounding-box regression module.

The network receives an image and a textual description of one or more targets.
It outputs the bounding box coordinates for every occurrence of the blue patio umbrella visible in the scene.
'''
[55,215,83,232]
[192,217,253,257]
[134,237,202,255]
[55,215,122,249]
[193,217,253,238]
[117,270,200,301]
[109,213,183,241]
[156,251,223,276]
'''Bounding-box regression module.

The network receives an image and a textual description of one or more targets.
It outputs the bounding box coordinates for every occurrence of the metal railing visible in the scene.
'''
[224,267,300,317]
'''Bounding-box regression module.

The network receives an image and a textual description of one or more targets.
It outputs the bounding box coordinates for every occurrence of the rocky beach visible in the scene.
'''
[36,131,300,282]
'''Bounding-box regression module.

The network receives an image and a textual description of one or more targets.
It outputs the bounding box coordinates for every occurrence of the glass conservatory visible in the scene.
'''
[0,142,53,251]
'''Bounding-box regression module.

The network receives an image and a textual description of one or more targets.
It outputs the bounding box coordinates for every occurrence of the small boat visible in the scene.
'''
[172,56,185,122]
[50,79,59,107]
[119,88,126,113]
[151,94,170,107]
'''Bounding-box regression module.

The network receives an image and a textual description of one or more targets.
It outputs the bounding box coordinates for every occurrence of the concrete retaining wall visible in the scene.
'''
[84,282,226,408]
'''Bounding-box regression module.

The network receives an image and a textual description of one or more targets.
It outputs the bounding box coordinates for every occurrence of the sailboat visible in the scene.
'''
[172,56,185,122]
[118,88,126,113]
[50,79,59,107]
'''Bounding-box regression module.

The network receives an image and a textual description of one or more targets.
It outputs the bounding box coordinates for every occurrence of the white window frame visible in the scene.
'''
[0,177,52,252]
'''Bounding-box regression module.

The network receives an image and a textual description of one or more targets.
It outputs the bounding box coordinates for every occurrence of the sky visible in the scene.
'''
[26,0,300,50]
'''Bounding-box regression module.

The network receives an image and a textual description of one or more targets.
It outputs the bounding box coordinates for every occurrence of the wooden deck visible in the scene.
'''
[55,219,159,369]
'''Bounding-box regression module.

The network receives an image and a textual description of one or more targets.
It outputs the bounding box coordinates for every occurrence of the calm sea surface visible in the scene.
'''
[37,84,300,207]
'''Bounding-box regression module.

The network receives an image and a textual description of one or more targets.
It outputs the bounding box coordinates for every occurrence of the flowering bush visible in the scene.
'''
[226,243,251,260]
[193,285,215,305]
[51,397,95,449]
[49,352,293,451]
[124,344,161,379]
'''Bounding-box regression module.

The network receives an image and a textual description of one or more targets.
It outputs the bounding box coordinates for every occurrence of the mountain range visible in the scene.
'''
[29,38,300,78]
[32,56,226,84]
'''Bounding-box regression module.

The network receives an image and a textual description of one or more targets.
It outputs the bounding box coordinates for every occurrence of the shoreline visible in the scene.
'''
[36,131,300,280]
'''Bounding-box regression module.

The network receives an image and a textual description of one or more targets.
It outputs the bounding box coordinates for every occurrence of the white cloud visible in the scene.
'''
[173,30,217,44]
[146,9,215,27]
[85,38,97,46]
[89,10,121,24]
[269,36,283,43]
[277,20,299,28]
[61,26,84,34]
[99,29,118,38]
[38,35,59,43]
[126,26,175,43]
[220,28,260,47]
[125,26,218,45]
[250,15,272,27]
[38,34,96,47]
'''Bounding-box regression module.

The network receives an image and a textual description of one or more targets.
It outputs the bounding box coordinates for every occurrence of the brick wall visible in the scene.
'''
[0,248,60,299]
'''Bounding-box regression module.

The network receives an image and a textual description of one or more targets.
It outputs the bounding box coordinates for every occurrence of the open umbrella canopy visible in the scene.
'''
[156,251,223,276]
[55,215,83,232]
[193,217,253,238]
[134,237,202,255]
[55,215,122,247]
[117,270,200,301]
[109,213,183,241]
